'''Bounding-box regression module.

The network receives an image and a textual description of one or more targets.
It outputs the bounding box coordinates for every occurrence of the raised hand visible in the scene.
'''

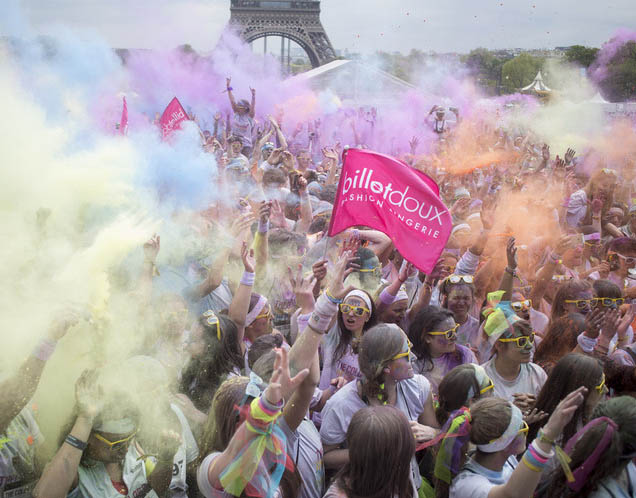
[398,260,415,283]
[270,200,287,228]
[143,234,160,263]
[259,201,272,224]
[48,307,83,341]
[599,308,621,341]
[264,348,309,405]
[226,77,231,88]
[541,144,550,162]
[584,306,605,339]
[230,212,256,239]
[157,429,182,462]
[480,200,496,231]
[564,148,576,165]
[75,369,103,421]
[288,264,317,311]
[250,86,256,96]
[524,407,549,425]
[506,237,518,269]
[312,259,328,284]
[327,250,359,300]
[541,386,587,441]
[409,136,420,153]
[241,241,255,273]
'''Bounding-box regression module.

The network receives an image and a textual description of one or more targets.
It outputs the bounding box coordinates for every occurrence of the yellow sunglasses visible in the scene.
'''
[203,310,221,340]
[429,323,459,340]
[254,306,272,321]
[596,373,606,395]
[93,431,137,450]
[511,300,532,312]
[480,377,495,395]
[391,339,413,361]
[339,303,370,316]
[498,332,535,348]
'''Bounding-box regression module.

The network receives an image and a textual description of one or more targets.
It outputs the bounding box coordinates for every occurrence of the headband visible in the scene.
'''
[344,289,373,311]
[246,295,268,327]
[482,291,523,345]
[261,142,275,151]
[564,416,618,491]
[94,418,136,434]
[452,224,471,235]
[476,404,523,453]
[466,364,491,401]
[245,371,266,399]
[584,233,601,242]
[394,285,409,302]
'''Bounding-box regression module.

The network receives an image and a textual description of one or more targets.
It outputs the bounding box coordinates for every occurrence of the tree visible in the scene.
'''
[501,53,544,93]
[565,45,599,68]
[463,48,510,95]
[597,41,636,102]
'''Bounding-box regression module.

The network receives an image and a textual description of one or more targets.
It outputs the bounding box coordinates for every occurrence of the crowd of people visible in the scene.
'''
[4,75,636,498]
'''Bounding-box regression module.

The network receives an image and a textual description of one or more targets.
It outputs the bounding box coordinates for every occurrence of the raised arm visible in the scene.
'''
[34,370,103,498]
[226,77,238,113]
[0,311,79,434]
[228,242,256,354]
[294,176,313,234]
[249,86,256,119]
[205,348,309,490]
[498,237,517,301]
[269,116,288,151]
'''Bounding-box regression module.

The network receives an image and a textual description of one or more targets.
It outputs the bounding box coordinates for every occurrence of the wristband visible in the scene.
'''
[258,220,270,233]
[577,333,597,353]
[226,86,233,91]
[32,338,57,362]
[65,435,88,451]
[379,287,397,305]
[595,342,609,355]
[505,267,517,276]
[550,252,561,263]
[530,440,554,459]
[537,428,555,446]
[240,271,255,286]
[325,289,342,305]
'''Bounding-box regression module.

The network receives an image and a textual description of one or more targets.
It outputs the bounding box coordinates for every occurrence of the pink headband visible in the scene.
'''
[246,295,268,327]
[564,416,617,492]
[584,233,601,242]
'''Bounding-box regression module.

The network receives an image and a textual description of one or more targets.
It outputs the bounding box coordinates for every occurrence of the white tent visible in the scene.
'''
[587,92,610,104]
[521,71,551,94]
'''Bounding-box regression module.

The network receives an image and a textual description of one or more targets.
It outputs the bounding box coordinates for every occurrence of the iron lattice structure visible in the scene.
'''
[229,0,336,67]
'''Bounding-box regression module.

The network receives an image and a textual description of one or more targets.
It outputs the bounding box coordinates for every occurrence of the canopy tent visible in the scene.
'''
[521,71,552,96]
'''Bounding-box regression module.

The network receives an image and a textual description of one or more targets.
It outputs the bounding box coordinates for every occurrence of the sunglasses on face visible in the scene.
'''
[564,299,594,309]
[594,297,625,308]
[596,373,607,395]
[445,274,474,285]
[611,253,636,266]
[498,332,535,348]
[339,303,370,316]
[93,431,137,450]
[391,339,413,361]
[357,266,382,277]
[487,420,528,444]
[552,275,573,282]
[203,310,221,340]
[429,323,459,341]
[511,300,532,312]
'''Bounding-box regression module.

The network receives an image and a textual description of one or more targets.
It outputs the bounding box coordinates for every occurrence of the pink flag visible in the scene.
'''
[119,96,128,135]
[328,149,452,273]
[159,97,189,138]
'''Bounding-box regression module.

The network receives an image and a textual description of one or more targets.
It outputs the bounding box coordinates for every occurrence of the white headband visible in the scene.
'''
[476,404,524,453]
[452,223,471,235]
[344,289,373,311]
[94,417,136,435]
[466,364,490,401]
[246,295,268,327]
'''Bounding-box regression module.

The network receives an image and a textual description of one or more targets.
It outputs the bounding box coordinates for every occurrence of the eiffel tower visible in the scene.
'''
[229,1,337,68]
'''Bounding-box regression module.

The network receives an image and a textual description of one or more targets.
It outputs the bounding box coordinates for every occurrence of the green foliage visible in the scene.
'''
[598,41,636,102]
[565,45,599,68]
[501,53,544,93]
[462,48,510,95]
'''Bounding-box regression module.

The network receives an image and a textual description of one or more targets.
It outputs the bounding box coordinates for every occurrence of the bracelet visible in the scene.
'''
[325,289,343,305]
[32,338,57,362]
[595,342,609,355]
[240,271,255,286]
[549,252,561,263]
[65,435,88,451]
[521,447,550,473]
[530,440,554,459]
[577,333,597,353]
[258,220,270,233]
[227,86,233,91]
[536,428,555,446]
[505,266,517,276]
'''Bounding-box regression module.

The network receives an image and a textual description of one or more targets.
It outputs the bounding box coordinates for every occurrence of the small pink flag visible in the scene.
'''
[119,96,128,135]
[159,97,189,139]
[328,149,452,273]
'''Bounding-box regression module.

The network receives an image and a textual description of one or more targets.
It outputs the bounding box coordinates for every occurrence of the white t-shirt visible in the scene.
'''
[450,456,517,498]
[0,406,43,498]
[279,418,324,498]
[320,375,432,490]
[483,357,547,402]
[125,403,198,498]
[588,461,636,498]
[69,404,198,498]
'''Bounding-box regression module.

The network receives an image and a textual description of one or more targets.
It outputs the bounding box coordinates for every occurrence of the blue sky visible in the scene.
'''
[6,0,636,54]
